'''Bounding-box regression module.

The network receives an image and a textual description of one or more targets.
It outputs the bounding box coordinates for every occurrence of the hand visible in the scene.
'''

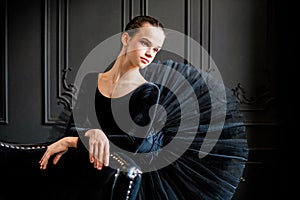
[39,137,77,170]
[85,129,110,170]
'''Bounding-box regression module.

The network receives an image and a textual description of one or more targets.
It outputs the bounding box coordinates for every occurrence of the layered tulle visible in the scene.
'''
[135,60,249,199]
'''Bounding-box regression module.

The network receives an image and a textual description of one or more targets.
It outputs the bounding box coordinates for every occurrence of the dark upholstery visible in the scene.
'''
[0,141,141,200]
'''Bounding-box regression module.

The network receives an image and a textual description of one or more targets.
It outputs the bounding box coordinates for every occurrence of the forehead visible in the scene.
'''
[133,25,165,46]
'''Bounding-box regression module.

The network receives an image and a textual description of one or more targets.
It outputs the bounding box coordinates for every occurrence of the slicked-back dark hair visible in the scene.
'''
[124,15,165,36]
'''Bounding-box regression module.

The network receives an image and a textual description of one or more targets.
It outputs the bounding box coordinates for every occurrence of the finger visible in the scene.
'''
[98,142,104,164]
[39,152,51,167]
[95,144,104,170]
[89,140,95,163]
[93,142,99,169]
[40,163,48,170]
[39,149,49,163]
[40,158,49,170]
[89,153,94,163]
[103,143,110,166]
[53,153,63,165]
[39,154,45,164]
[94,142,104,170]
[95,160,103,170]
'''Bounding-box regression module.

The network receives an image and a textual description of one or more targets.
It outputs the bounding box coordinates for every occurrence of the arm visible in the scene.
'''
[39,136,78,169]
[39,128,109,170]
[128,83,162,153]
[40,73,109,170]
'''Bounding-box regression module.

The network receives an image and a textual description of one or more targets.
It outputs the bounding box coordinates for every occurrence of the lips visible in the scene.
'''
[140,57,149,64]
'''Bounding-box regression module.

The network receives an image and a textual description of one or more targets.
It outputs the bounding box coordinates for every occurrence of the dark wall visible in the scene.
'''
[0,0,290,199]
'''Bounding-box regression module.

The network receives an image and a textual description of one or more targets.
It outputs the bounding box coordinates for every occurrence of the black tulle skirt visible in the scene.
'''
[133,60,249,200]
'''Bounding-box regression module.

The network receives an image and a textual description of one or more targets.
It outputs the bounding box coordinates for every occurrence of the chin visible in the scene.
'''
[137,62,147,68]
[139,64,149,69]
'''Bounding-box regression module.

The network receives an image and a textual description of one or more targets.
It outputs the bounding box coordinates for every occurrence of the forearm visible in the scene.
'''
[63,136,79,148]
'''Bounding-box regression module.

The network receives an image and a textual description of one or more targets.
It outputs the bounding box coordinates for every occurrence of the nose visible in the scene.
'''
[145,48,153,58]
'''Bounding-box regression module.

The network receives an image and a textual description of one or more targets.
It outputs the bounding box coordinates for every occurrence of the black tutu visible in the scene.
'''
[133,60,249,199]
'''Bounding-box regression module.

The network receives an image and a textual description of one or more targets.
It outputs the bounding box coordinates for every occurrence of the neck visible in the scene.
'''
[110,56,138,83]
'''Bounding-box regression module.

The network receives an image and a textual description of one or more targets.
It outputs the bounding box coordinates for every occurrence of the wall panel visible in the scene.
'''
[0,0,8,125]
[0,0,287,198]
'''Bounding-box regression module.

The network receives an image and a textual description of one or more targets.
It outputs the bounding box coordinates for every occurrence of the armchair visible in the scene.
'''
[0,140,142,200]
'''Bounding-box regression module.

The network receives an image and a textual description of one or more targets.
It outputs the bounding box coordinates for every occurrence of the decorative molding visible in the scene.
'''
[43,0,148,125]
[231,83,276,111]
[184,0,191,64]
[0,0,8,125]
[140,0,148,16]
[121,0,149,31]
[230,1,276,112]
[201,0,211,71]
[121,0,133,31]
[43,0,76,125]
[56,0,76,110]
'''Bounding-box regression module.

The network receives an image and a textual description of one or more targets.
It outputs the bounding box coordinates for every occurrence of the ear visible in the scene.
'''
[121,32,129,46]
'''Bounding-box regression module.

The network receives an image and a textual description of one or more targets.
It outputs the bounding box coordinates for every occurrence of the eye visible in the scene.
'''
[141,40,150,47]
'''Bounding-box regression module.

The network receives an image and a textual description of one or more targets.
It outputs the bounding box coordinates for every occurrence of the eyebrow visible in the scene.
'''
[141,37,162,48]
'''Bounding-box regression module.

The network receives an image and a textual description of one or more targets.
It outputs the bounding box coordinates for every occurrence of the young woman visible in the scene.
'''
[39,15,248,200]
[39,16,165,171]
[38,15,167,200]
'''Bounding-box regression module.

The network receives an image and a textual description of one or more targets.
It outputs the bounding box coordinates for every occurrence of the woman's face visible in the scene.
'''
[124,23,165,68]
